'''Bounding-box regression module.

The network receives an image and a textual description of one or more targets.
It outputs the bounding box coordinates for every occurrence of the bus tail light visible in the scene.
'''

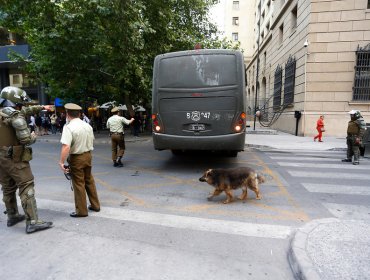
[152,114,163,133]
[234,112,246,132]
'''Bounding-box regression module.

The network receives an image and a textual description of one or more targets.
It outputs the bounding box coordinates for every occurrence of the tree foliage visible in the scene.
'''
[0,0,239,108]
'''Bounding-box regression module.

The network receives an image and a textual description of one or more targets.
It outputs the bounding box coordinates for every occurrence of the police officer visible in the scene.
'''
[106,107,134,167]
[342,110,366,165]
[0,87,53,233]
[59,103,100,217]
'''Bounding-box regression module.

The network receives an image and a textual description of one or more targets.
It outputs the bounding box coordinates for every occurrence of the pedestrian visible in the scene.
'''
[82,112,90,125]
[314,115,325,142]
[133,112,142,137]
[59,112,66,133]
[41,113,50,135]
[106,107,134,167]
[342,110,366,165]
[35,113,42,135]
[50,112,57,134]
[29,113,36,133]
[58,103,100,217]
[0,87,53,234]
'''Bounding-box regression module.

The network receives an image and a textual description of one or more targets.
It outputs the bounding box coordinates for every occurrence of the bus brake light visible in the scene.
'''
[234,112,246,132]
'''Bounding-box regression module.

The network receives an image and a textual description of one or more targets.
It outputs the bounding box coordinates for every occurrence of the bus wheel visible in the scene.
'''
[227,151,238,157]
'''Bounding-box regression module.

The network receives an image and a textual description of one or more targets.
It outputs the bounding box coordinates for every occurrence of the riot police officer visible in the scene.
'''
[342,110,366,165]
[0,86,53,233]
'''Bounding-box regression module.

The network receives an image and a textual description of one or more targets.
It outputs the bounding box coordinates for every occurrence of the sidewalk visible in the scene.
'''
[245,127,347,151]
[245,127,369,280]
[37,128,369,280]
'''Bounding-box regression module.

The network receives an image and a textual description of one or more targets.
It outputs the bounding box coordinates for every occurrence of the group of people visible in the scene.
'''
[314,111,366,165]
[28,112,67,135]
[0,86,141,233]
[0,87,102,232]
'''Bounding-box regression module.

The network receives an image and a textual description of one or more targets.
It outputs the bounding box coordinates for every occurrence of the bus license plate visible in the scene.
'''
[189,124,205,131]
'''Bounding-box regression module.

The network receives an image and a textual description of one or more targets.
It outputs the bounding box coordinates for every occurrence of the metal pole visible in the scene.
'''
[253,0,262,130]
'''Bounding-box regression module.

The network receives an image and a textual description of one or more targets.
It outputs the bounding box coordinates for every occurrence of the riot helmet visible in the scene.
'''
[348,109,361,120]
[0,86,33,106]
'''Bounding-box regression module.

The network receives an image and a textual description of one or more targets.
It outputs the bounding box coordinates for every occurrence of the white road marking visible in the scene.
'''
[302,183,370,196]
[270,156,340,161]
[278,162,369,170]
[36,198,293,239]
[288,171,370,180]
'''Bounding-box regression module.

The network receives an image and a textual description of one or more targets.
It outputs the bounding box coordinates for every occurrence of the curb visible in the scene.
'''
[288,218,340,280]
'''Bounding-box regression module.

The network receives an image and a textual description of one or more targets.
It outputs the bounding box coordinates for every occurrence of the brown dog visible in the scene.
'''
[199,167,265,204]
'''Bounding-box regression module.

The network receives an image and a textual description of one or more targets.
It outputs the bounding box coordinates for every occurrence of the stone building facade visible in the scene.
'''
[246,0,370,136]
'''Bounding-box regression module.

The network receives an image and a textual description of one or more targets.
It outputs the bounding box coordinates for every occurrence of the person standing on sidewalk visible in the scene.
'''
[0,87,53,234]
[314,115,325,142]
[342,110,366,165]
[50,112,57,134]
[59,103,100,217]
[106,107,134,167]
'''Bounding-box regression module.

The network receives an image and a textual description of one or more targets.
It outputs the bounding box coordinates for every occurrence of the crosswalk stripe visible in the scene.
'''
[323,203,370,222]
[265,151,346,157]
[36,198,294,239]
[302,183,370,196]
[288,170,370,180]
[278,162,369,170]
[270,156,340,161]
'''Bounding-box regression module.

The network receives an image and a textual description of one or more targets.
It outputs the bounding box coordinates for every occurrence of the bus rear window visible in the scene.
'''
[158,54,238,88]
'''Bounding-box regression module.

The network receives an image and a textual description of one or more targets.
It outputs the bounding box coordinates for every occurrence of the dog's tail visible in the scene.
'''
[257,174,265,184]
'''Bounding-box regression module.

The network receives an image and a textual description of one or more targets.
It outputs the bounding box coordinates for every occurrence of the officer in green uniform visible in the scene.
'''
[0,86,53,233]
[106,107,134,167]
[342,110,366,165]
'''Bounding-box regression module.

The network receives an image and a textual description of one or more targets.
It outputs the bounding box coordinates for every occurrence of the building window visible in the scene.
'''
[273,65,283,111]
[368,0,370,9]
[233,1,239,10]
[232,33,239,41]
[0,28,9,46]
[283,56,296,105]
[291,5,298,31]
[232,17,239,26]
[279,24,284,45]
[353,43,370,101]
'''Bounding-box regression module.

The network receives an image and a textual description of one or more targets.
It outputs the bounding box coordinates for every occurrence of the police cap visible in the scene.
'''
[64,103,82,110]
[111,107,119,113]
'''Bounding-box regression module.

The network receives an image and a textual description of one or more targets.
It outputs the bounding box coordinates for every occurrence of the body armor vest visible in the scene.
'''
[347,120,360,135]
[0,116,19,146]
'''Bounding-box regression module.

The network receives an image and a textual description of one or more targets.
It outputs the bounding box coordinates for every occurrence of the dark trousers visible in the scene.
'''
[346,136,360,162]
[69,151,100,215]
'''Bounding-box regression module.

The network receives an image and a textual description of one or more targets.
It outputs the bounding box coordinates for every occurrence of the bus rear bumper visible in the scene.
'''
[153,132,245,151]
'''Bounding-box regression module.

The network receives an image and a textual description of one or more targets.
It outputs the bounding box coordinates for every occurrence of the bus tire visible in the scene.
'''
[228,151,238,157]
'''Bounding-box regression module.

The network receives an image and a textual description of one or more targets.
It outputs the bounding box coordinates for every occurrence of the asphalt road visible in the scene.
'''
[1,139,369,279]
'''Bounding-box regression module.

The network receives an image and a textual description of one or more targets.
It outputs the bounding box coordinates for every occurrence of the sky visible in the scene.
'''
[209,0,225,33]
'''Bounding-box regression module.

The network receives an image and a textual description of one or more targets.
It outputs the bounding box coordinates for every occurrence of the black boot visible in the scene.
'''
[26,221,53,234]
[341,158,352,162]
[117,158,123,167]
[7,214,26,227]
[113,160,119,167]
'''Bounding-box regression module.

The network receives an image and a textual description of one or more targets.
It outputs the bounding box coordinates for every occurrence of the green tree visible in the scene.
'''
[0,0,238,110]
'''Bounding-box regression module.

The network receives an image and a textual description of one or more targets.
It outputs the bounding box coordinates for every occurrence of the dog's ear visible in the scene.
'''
[206,169,213,177]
